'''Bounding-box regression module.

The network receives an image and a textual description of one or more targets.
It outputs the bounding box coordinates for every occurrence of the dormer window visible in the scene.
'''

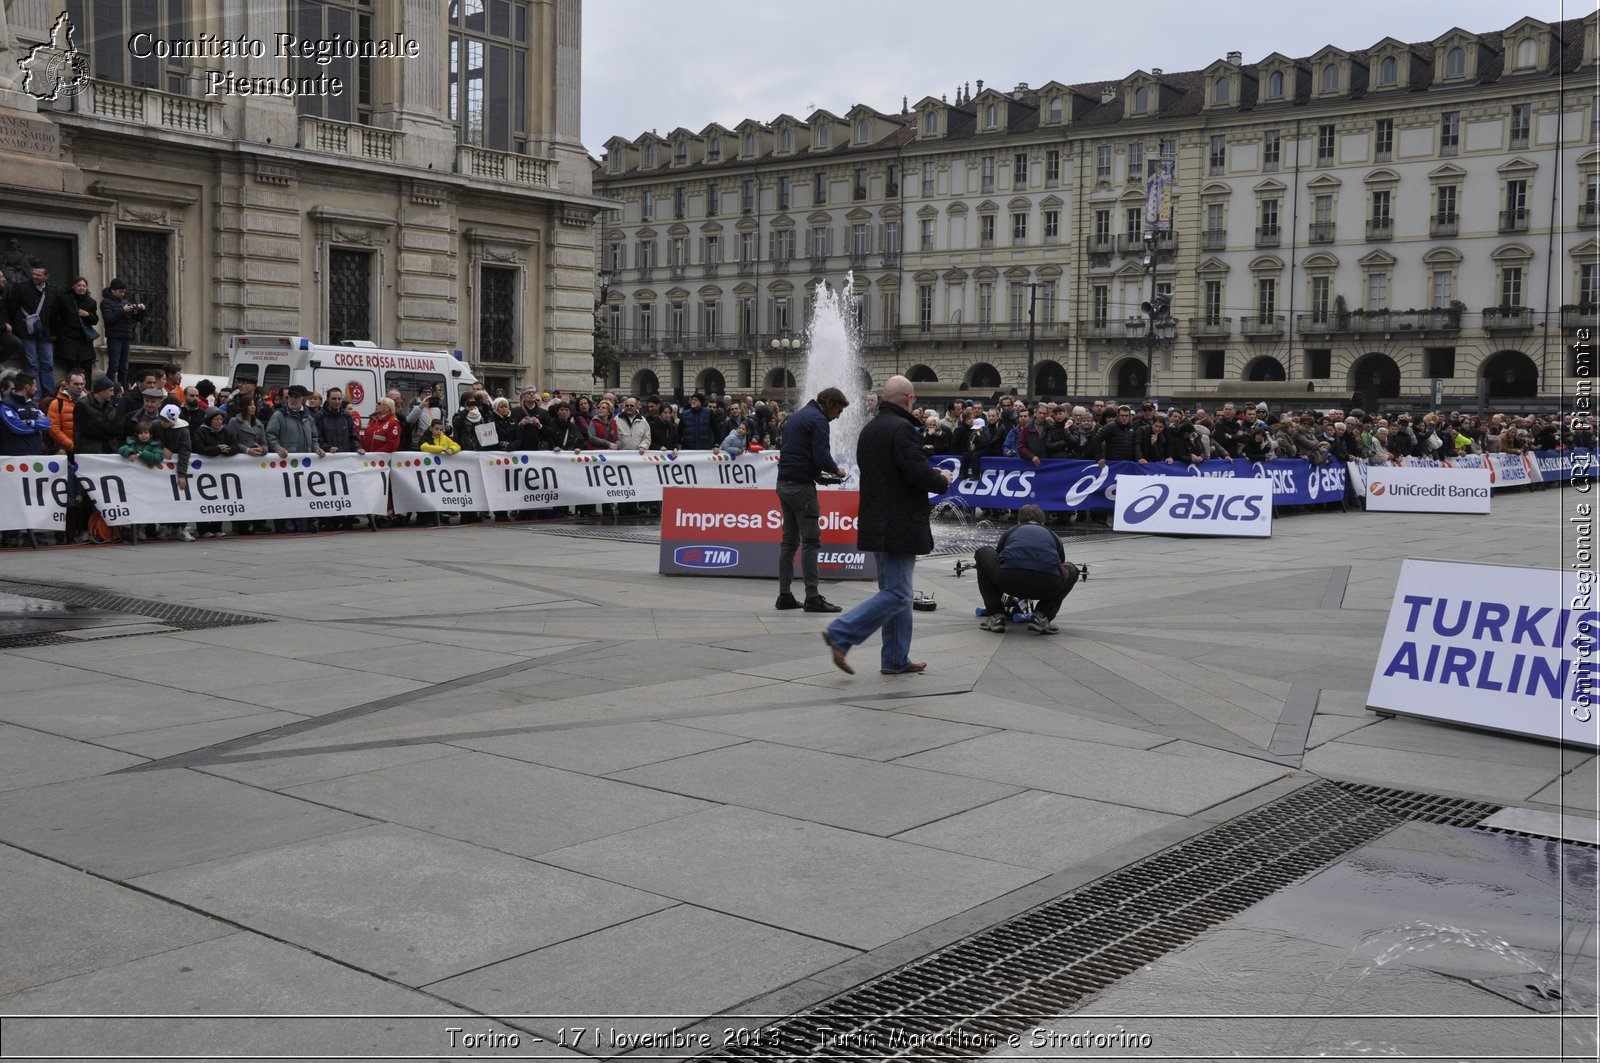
[1134,86,1148,112]
[1320,63,1339,93]
[675,140,686,161]
[1378,56,1397,86]
[644,144,655,166]
[744,132,756,155]
[709,136,721,159]
[984,103,997,128]
[610,152,623,173]
[1444,46,1465,77]
[1214,76,1230,104]
[1049,96,1062,122]
[1267,71,1283,98]
[857,117,870,142]
[781,128,792,152]
[1514,37,1536,69]
[923,111,936,134]
[817,124,829,147]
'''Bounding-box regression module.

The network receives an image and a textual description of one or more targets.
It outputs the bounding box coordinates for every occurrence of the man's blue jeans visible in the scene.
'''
[826,552,916,671]
[20,336,54,394]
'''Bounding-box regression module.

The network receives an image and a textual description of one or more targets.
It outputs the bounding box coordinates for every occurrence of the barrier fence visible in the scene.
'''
[0,449,1585,532]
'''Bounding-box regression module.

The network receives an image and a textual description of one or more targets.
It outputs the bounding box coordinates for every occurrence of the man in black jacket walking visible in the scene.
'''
[823,375,954,676]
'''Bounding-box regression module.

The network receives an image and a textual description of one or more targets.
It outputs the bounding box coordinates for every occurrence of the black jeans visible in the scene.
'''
[776,480,821,597]
[974,545,1075,621]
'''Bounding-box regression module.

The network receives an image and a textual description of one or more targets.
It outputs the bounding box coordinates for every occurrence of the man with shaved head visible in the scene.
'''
[822,375,954,676]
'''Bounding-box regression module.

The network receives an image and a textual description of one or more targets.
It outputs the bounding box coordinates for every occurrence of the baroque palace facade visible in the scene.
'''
[0,0,603,396]
[596,12,1598,410]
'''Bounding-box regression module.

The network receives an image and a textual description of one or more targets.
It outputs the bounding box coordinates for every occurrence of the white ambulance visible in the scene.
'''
[225,337,479,422]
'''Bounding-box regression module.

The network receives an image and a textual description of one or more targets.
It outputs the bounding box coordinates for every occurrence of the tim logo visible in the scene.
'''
[1370,482,1387,496]
[674,545,739,569]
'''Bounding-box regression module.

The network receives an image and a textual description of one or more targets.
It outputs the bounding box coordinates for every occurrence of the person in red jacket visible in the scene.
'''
[363,397,403,452]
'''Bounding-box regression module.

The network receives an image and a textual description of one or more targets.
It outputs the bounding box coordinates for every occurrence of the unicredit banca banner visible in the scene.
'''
[1112,475,1273,537]
[658,486,875,580]
[1368,560,1598,748]
[74,452,388,524]
[1364,464,1491,514]
[927,457,1345,512]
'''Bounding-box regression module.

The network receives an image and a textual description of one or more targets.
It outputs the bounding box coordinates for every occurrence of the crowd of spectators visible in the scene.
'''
[1,365,1586,547]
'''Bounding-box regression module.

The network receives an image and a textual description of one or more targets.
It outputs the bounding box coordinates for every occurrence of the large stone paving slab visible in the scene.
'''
[896,731,1289,815]
[0,769,369,879]
[282,750,714,856]
[893,790,1180,871]
[0,678,271,739]
[540,806,1044,950]
[1302,741,1565,805]
[130,824,674,986]
[0,722,145,790]
[449,720,748,775]
[0,843,233,995]
[674,704,995,761]
[609,741,1020,835]
[429,904,858,1041]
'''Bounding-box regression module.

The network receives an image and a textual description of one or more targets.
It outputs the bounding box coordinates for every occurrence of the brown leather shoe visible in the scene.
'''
[823,632,853,675]
[879,661,927,675]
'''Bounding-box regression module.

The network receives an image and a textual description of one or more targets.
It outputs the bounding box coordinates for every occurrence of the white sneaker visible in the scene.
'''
[178,529,196,542]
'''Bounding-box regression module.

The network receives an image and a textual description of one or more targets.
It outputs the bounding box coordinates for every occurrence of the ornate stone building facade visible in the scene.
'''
[596,12,1597,410]
[0,0,602,396]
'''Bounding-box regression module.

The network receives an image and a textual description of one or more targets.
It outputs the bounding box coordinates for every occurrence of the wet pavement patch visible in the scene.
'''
[0,580,268,649]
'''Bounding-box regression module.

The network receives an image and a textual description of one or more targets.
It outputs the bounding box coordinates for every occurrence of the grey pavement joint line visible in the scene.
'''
[1267,681,1322,763]
[410,557,610,607]
[1319,564,1353,609]
[111,640,628,774]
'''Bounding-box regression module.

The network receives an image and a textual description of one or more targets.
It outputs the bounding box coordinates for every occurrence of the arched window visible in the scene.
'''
[780,128,791,152]
[744,132,756,155]
[985,103,997,128]
[1445,46,1465,77]
[675,140,686,161]
[709,135,721,158]
[1134,86,1149,112]
[1515,37,1536,69]
[1049,96,1062,122]
[816,125,829,147]
[1267,71,1283,98]
[923,111,936,134]
[1378,56,1397,85]
[644,143,655,166]
[1321,63,1340,92]
[857,117,870,142]
[1214,76,1230,103]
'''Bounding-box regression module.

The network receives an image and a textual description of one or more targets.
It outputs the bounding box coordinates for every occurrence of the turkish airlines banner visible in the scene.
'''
[658,486,875,580]
[0,455,74,531]
[1363,465,1491,514]
[926,457,1346,512]
[1112,475,1273,537]
[1368,560,1598,748]
[74,453,388,524]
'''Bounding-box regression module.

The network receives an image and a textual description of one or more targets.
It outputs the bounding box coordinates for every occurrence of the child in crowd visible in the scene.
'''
[119,421,164,467]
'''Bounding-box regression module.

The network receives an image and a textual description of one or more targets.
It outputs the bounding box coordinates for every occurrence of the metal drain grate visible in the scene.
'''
[0,579,268,649]
[1331,781,1502,828]
[708,780,1409,1062]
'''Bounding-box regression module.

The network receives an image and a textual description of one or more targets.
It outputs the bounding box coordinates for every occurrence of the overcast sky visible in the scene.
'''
[581,0,1574,154]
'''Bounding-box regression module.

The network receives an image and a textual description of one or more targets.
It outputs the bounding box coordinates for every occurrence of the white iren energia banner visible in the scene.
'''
[75,452,388,524]
[62,450,781,524]
[0,455,75,530]
[1368,560,1599,748]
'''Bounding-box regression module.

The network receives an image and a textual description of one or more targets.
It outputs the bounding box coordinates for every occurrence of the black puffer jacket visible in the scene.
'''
[853,401,950,556]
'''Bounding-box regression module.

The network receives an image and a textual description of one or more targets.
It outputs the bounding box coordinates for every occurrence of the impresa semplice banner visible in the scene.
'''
[74,452,389,525]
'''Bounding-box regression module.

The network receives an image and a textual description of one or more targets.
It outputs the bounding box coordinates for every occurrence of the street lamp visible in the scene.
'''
[1138,232,1175,401]
[769,335,799,409]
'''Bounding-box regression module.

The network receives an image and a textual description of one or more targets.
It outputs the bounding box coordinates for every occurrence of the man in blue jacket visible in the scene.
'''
[678,393,718,450]
[775,387,849,613]
[974,503,1078,634]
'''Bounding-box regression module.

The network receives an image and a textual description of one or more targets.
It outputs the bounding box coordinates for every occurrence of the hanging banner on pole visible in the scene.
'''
[1145,159,1175,231]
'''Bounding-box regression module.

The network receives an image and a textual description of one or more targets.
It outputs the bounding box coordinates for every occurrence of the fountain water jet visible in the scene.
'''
[798,272,868,468]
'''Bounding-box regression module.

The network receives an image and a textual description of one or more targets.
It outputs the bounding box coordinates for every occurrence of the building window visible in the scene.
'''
[1366,272,1388,311]
[1208,135,1226,175]
[637,304,653,339]
[887,163,900,195]
[810,226,829,260]
[707,183,719,216]
[1436,184,1458,224]
[637,239,654,273]
[740,180,754,212]
[641,190,653,222]
[1503,179,1528,230]
[73,0,192,89]
[779,128,791,153]
[1267,70,1284,98]
[1214,76,1230,104]
[777,176,790,210]
[1092,285,1109,328]
[1127,142,1143,179]
[884,221,900,257]
[773,229,793,261]
[982,155,995,193]
[1444,46,1465,78]
[674,185,685,219]
[978,282,994,327]
[1134,87,1149,112]
[857,117,870,142]
[816,124,829,148]
[1440,111,1460,154]
[920,160,935,194]
[1197,280,1221,326]
[1378,56,1397,86]
[448,0,531,150]
[774,296,790,333]
[740,231,756,264]
[918,285,934,332]
[1500,266,1523,308]
[704,234,721,267]
[1049,96,1062,122]
[297,0,378,123]
[1509,103,1530,148]
[702,300,719,338]
[738,296,755,340]
[1260,198,1280,237]
[979,214,996,248]
[1013,152,1028,188]
[676,139,688,161]
[744,132,756,155]
[1045,149,1061,185]
[984,103,997,128]
[1514,37,1537,70]
[853,167,867,199]
[114,229,171,346]
[1374,118,1393,161]
[606,305,621,344]
[607,241,622,273]
[923,111,937,135]
[850,223,869,262]
[1012,212,1028,245]
[1040,282,1057,325]
[1125,207,1143,238]
[1310,275,1330,322]
[1263,130,1280,171]
[919,218,934,251]
[814,172,827,204]
[610,152,623,173]
[669,301,686,343]
[1160,137,1177,161]
[1317,124,1335,164]
[1581,263,1599,308]
[479,265,517,364]
[1431,269,1454,307]
[708,136,721,160]
[1009,283,1026,330]
[1093,209,1111,244]
[1257,277,1276,320]
[1096,146,1112,181]
[1320,63,1339,93]
[669,237,686,270]
[1044,210,1060,242]
[327,248,372,345]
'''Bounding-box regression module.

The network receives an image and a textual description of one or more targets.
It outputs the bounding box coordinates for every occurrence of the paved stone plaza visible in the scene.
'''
[0,488,1593,1060]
